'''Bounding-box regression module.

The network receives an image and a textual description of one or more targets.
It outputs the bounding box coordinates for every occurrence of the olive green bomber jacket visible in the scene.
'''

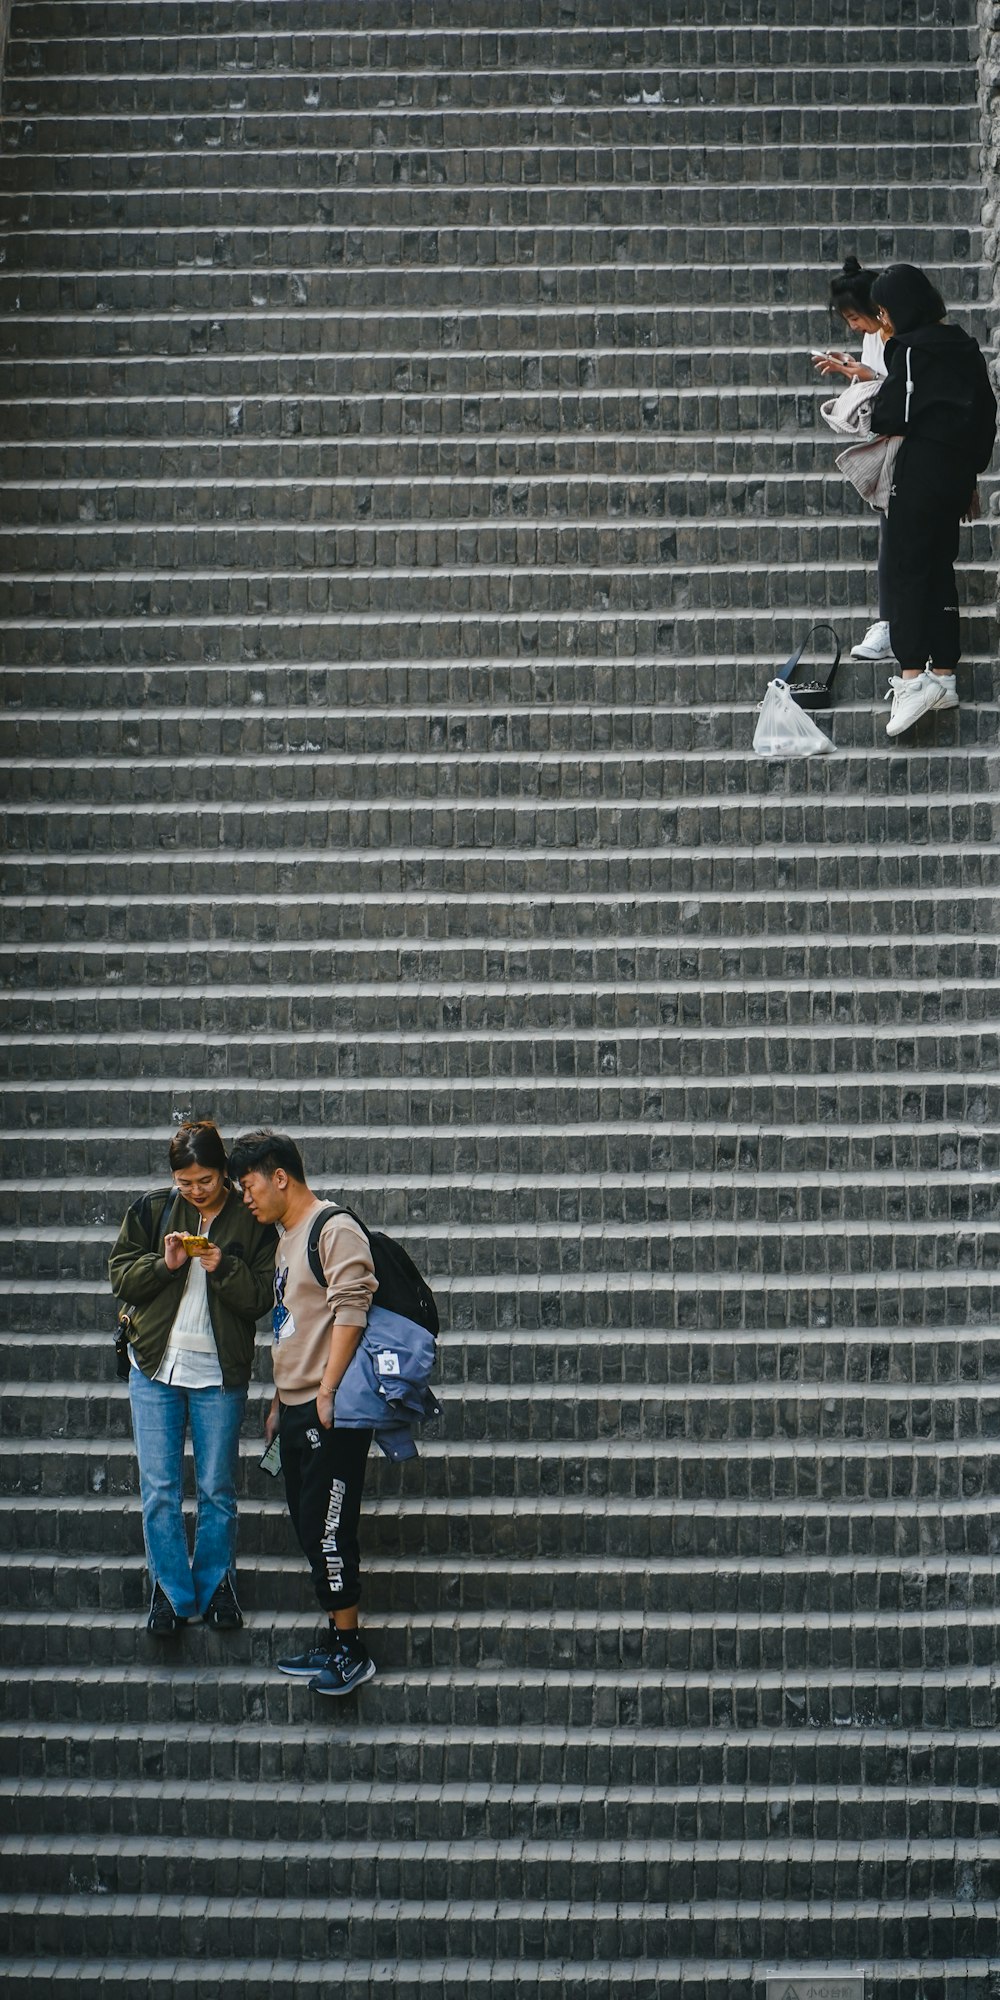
[109,1187,278,1389]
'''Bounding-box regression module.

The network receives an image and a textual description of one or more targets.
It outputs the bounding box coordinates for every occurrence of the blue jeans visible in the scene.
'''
[128,1367,247,1618]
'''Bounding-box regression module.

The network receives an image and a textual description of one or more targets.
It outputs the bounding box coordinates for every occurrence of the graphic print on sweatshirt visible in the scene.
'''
[272,1260,295,1346]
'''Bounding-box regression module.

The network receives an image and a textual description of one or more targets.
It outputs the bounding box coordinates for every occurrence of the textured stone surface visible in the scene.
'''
[1,0,999,1992]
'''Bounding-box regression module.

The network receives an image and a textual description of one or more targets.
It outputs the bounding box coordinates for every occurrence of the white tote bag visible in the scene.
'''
[752,678,835,757]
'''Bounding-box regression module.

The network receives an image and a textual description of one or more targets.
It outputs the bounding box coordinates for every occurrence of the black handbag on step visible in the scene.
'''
[775,622,843,711]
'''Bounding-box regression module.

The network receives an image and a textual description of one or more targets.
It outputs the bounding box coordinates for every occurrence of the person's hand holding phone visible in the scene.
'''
[813,350,854,379]
[163,1231,190,1271]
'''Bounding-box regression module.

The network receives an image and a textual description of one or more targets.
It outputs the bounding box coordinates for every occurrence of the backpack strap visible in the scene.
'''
[138,1187,179,1250]
[306,1204,370,1287]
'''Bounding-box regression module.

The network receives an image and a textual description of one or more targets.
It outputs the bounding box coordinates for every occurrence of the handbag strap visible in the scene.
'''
[776,622,842,693]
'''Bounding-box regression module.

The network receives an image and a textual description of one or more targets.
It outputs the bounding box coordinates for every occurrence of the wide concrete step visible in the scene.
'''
[0,1882,991,1963]
[0,470,974,531]
[6,796,1000,864]
[5,1544,999,1615]
[3,607,996,666]
[3,1756,995,1839]
[3,657,997,718]
[6,1156,1000,1225]
[3,1105,990,1173]
[5,0,974,30]
[0,433,979,484]
[6,1484,1000,1562]
[0,245,982,314]
[9,1268,1000,1335]
[6,745,999,811]
[5,984,1000,1048]
[3,934,998,992]
[1,522,994,583]
[5,984,1000,1044]
[5,872,998,943]
[0,297,975,358]
[8,1206,1000,1283]
[0,187,979,245]
[5,1827,997,1905]
[3,1434,1000,1513]
[0,1956,985,2000]
[4,1324,1000,1389]
[0,210,979,272]
[5,1651,1000,1733]
[1,23,977,77]
[5,1430,999,1504]
[0,382,985,442]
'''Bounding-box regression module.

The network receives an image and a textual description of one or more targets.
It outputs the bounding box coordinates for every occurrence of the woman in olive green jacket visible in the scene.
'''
[110,1121,277,1635]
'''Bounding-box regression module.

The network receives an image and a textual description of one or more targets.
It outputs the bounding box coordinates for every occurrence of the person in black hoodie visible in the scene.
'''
[869,263,996,737]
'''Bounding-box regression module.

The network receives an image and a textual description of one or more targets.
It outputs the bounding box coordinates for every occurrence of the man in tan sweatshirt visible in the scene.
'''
[229,1129,379,1697]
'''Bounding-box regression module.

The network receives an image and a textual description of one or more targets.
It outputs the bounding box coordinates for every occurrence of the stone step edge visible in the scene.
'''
[4,1831,995,1865]
[3,1322,991,1347]
[0,285,985,312]
[6,358,993,377]
[11,1212,1000,1240]
[5,1605,996,1634]
[9,749,999,775]
[5,891,995,913]
[9,978,998,1005]
[7,1392,1000,1424]
[1,1702,995,1742]
[7,1490,1000,1520]
[9,1268,1000,1292]
[2,47,980,68]
[3,656,993,678]
[0,1117,978,1143]
[0,607,983,629]
[6,1428,1000,1460]
[5,1164,996,1190]
[13,556,989,581]
[6,1549,999,1577]
[6,703,998,725]
[0,1959,983,1993]
[4,952,995,974]
[6,1026,996,1054]
[0,1891,995,1922]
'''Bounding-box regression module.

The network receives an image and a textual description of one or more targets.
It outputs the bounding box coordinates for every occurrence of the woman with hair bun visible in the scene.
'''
[109,1121,277,1635]
[869,262,997,736]
[814,255,894,665]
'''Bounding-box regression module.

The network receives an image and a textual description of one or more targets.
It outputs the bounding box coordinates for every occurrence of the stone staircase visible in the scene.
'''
[2,2,1000,1994]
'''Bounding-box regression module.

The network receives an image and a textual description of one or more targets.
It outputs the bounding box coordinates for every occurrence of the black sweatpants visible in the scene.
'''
[883,437,977,674]
[278,1400,373,1614]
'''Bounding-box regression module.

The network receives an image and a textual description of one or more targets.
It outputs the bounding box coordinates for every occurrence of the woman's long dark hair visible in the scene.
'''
[870,263,946,336]
[168,1120,228,1174]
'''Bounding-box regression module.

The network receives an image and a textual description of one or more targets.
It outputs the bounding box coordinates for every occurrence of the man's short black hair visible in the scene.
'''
[228,1129,306,1184]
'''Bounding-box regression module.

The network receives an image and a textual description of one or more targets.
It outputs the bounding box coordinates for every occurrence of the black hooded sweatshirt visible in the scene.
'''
[870,322,997,475]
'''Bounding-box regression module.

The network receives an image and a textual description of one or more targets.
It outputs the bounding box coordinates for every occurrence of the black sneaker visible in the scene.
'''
[310,1633,377,1698]
[202,1575,243,1630]
[276,1641,336,1679]
[147,1583,184,1636]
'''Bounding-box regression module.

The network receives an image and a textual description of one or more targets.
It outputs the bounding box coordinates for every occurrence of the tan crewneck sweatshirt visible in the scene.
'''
[272,1202,378,1406]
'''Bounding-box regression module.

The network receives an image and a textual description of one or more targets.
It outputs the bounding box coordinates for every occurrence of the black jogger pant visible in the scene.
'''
[278,1400,373,1613]
[883,437,977,674]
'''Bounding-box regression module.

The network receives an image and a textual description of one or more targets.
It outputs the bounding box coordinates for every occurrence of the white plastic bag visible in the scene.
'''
[752,678,835,758]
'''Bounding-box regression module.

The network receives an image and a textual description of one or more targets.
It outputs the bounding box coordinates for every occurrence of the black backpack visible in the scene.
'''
[306,1205,439,1338]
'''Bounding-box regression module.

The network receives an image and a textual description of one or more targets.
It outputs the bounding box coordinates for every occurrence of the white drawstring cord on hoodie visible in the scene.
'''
[904,342,914,424]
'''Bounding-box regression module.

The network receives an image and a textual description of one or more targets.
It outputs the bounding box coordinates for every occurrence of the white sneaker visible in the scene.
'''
[851,620,896,662]
[930,673,959,711]
[884,670,948,737]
